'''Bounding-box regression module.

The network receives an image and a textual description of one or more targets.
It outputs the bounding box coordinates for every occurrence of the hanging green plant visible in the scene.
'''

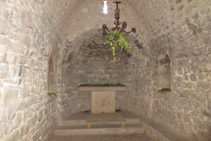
[158,88,171,94]
[48,92,57,97]
[105,30,132,61]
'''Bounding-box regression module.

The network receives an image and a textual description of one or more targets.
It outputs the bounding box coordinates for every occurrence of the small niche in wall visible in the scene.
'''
[48,57,54,93]
[157,54,171,94]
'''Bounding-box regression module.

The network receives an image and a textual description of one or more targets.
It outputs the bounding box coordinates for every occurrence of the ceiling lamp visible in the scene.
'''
[102,1,136,36]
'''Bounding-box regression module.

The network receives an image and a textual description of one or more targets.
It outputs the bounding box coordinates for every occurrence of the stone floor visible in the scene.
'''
[62,110,129,120]
[53,134,155,141]
[52,111,150,141]
[52,111,191,141]
[58,111,142,127]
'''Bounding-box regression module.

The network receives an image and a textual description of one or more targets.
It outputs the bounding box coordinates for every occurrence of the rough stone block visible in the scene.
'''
[0,64,8,73]
[1,86,18,105]
[7,101,21,120]
[14,112,23,128]
[91,91,115,114]
[6,130,19,141]
[0,123,4,138]
[197,81,210,90]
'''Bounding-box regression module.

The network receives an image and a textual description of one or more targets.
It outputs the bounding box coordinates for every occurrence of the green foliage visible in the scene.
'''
[48,92,57,97]
[158,88,171,94]
[79,83,125,87]
[105,30,132,61]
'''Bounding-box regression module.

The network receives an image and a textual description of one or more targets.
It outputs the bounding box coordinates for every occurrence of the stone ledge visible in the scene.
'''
[56,111,141,127]
[78,86,127,92]
[54,126,144,136]
[56,120,87,127]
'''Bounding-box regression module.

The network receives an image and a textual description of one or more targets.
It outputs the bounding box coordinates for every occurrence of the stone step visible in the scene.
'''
[125,118,140,124]
[54,125,145,136]
[87,120,125,126]
[53,134,154,141]
[56,118,140,127]
[56,120,86,127]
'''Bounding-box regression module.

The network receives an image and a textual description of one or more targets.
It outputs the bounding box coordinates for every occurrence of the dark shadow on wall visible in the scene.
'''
[48,56,54,93]
[151,39,171,91]
[157,54,171,89]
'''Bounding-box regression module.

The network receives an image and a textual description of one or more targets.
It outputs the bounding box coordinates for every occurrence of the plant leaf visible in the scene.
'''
[105,30,132,60]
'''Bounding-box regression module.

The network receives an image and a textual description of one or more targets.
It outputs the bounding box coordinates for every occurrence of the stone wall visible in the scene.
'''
[128,0,211,140]
[0,0,74,140]
[55,0,150,117]
[0,0,210,140]
[58,29,150,116]
[56,1,211,140]
[0,0,149,139]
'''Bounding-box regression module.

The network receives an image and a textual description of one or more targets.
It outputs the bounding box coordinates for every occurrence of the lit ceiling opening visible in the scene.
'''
[103,1,108,14]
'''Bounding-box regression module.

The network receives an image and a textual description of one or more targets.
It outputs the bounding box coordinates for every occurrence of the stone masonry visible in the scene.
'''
[0,0,76,140]
[0,0,210,141]
[59,29,147,116]
[128,0,211,140]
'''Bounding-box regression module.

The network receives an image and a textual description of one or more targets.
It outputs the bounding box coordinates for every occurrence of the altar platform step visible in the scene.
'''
[53,111,146,140]
[56,111,141,127]
[52,111,191,141]
[54,111,143,137]
[54,124,145,136]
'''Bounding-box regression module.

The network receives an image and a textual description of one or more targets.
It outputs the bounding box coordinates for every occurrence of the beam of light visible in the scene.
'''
[103,1,108,14]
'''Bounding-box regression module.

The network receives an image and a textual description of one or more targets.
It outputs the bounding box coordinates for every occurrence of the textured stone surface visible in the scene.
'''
[0,0,210,140]
[57,0,211,139]
[127,0,211,140]
[0,0,76,140]
[91,91,115,114]
[59,29,147,115]
[53,134,154,141]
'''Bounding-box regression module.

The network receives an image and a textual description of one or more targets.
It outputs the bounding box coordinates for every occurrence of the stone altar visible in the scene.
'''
[79,87,127,113]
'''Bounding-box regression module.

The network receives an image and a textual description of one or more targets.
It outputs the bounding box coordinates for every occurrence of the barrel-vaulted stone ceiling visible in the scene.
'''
[58,0,149,64]
[57,0,211,63]
[0,0,210,140]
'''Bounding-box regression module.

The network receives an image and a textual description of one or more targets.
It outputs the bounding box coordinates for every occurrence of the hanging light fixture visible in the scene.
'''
[102,1,136,36]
